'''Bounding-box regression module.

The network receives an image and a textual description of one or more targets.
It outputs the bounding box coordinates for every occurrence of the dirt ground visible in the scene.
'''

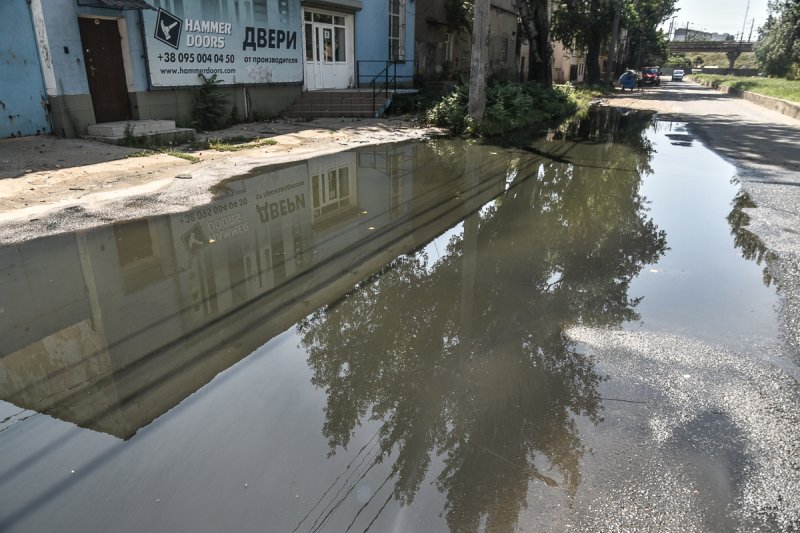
[0,117,441,242]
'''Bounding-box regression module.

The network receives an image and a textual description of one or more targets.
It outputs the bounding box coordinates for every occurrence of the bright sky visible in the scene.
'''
[663,0,771,41]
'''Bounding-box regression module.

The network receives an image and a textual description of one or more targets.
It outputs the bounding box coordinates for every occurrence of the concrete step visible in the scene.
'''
[285,110,378,118]
[86,120,195,146]
[286,91,392,118]
[87,120,179,137]
[285,103,378,111]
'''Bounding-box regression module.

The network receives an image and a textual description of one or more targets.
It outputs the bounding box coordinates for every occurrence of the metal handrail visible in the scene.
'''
[357,60,400,116]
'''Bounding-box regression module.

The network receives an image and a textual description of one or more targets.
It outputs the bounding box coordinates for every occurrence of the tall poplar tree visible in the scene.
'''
[517,0,553,86]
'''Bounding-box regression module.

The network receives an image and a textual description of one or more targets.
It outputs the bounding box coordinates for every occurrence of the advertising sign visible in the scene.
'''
[142,0,302,87]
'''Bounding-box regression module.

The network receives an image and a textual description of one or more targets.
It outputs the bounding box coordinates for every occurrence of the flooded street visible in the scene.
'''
[1,109,797,532]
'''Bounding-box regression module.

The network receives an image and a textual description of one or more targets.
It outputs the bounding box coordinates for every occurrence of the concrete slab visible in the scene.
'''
[85,126,196,146]
[87,120,179,138]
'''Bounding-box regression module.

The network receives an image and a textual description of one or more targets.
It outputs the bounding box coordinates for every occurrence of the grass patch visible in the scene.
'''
[126,149,200,163]
[191,136,278,152]
[163,150,201,163]
[123,134,278,163]
[691,74,800,103]
[126,149,158,158]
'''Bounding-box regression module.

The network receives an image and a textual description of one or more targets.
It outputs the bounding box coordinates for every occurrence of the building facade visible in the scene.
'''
[353,0,415,87]
[551,40,586,84]
[414,1,587,86]
[415,0,520,82]
[0,0,52,137]
[1,0,416,139]
[11,0,304,137]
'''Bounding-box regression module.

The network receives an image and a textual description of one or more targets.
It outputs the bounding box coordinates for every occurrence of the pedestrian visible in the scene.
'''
[635,70,644,92]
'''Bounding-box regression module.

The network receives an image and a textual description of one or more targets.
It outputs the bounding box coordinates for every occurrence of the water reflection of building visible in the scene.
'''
[0,141,506,439]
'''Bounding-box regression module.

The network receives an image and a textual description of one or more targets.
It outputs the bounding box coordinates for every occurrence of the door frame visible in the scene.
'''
[77,15,134,123]
[302,7,354,91]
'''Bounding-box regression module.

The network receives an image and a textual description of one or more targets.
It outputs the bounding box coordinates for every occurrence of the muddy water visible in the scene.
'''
[1,109,797,532]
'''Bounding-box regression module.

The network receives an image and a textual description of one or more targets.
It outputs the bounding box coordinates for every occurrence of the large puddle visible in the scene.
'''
[1,109,797,532]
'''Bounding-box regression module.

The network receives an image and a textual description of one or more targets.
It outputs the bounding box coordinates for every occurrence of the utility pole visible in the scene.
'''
[748,19,755,42]
[740,0,751,44]
[468,0,490,122]
[605,0,622,84]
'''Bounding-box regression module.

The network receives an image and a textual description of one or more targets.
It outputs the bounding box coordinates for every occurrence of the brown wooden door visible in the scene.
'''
[78,18,131,123]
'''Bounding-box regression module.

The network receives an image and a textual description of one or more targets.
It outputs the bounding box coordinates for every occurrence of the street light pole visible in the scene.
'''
[740,0,751,44]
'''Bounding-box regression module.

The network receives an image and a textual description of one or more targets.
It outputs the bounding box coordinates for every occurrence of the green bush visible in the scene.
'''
[425,81,585,136]
[192,74,229,131]
[425,83,470,134]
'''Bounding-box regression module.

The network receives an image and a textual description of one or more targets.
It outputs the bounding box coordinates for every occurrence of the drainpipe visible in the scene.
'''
[28,0,57,134]
[139,10,153,90]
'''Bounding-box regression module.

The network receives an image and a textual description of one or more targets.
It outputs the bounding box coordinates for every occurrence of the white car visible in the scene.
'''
[672,69,685,81]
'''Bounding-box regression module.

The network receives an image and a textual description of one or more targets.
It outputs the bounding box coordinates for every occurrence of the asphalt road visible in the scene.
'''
[613,79,800,358]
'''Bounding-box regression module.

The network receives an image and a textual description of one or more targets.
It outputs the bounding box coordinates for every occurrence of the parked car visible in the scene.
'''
[640,66,661,86]
[672,69,685,81]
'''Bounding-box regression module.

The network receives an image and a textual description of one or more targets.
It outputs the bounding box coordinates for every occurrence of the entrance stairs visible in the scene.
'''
[285,90,392,119]
[86,120,195,145]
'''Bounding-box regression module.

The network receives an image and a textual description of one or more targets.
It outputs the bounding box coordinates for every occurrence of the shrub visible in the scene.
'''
[192,74,229,131]
[425,80,585,136]
[425,83,470,134]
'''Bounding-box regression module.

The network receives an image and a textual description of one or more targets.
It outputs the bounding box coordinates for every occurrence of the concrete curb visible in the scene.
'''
[691,77,800,121]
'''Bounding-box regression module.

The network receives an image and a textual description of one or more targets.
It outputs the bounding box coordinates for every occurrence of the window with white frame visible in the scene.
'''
[389,0,406,61]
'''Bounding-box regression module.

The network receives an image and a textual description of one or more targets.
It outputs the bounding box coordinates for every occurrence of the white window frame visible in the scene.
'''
[389,0,406,61]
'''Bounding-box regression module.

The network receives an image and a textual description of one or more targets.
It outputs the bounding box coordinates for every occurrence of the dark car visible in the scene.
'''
[640,66,661,86]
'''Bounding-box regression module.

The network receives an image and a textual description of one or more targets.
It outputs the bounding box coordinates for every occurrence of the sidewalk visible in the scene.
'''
[0,117,440,243]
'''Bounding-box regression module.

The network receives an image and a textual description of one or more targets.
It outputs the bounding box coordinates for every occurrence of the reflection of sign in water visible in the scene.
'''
[181,223,208,256]
[154,9,182,49]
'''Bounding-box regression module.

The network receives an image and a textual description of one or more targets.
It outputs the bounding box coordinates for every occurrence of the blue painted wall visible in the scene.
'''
[0,0,51,137]
[38,0,149,95]
[355,1,415,86]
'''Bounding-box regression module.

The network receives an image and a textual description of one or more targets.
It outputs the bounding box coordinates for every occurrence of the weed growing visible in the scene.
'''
[425,81,608,136]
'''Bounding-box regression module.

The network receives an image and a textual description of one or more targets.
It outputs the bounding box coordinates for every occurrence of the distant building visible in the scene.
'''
[673,28,734,42]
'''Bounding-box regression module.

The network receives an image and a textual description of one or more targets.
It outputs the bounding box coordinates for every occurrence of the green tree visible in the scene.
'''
[445,0,473,32]
[552,0,676,83]
[755,0,800,77]
[552,0,614,84]
[623,0,677,67]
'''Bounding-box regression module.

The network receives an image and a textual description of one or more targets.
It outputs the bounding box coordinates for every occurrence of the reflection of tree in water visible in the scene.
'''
[727,190,777,287]
[297,112,667,532]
